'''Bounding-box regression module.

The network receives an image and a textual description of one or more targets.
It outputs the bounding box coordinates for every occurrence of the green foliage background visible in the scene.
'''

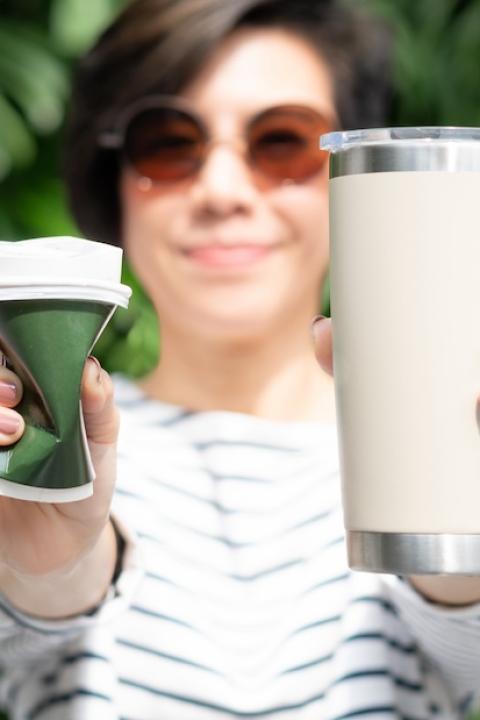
[2,0,480,380]
[1,0,480,717]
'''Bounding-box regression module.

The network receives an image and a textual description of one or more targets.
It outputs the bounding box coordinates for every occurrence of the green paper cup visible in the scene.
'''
[0,237,131,503]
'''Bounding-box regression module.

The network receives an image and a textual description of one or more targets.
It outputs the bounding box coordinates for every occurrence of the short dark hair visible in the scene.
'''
[64,0,392,246]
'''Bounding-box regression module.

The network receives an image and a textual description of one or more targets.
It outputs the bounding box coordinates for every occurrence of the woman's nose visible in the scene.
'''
[190,142,258,219]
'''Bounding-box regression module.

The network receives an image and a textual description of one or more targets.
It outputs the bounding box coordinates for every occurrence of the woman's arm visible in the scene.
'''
[408,575,480,607]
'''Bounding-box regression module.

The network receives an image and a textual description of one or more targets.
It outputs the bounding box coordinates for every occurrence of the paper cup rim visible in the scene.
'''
[0,278,131,308]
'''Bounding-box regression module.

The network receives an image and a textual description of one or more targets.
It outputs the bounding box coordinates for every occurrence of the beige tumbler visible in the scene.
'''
[321,127,480,574]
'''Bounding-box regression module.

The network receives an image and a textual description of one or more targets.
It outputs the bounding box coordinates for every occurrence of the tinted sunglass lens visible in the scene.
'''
[125,107,205,182]
[249,108,328,182]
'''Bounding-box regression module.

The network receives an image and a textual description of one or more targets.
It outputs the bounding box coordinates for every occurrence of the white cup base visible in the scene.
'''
[0,476,93,503]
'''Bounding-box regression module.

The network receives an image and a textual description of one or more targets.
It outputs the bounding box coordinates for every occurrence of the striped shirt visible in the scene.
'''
[0,374,480,719]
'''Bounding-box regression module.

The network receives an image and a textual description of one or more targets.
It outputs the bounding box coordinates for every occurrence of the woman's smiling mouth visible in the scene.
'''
[182,244,274,268]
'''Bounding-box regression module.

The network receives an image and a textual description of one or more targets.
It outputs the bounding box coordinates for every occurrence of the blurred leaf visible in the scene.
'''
[11,178,79,237]
[0,23,68,133]
[0,41,64,133]
[0,94,36,176]
[94,262,159,377]
[0,206,18,240]
[50,0,119,56]
[321,272,331,317]
[366,0,480,125]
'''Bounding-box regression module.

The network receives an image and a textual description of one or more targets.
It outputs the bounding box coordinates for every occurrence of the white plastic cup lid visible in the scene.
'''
[0,236,131,307]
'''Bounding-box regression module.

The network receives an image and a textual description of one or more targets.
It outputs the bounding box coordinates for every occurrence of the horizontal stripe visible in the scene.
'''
[137,473,337,516]
[351,595,399,617]
[279,651,334,674]
[62,651,109,665]
[229,558,304,582]
[115,486,148,502]
[341,632,417,654]
[144,570,179,586]
[208,471,273,484]
[115,397,151,410]
[289,509,337,531]
[293,613,342,635]
[330,668,423,693]
[331,707,415,720]
[130,604,200,631]
[136,522,342,553]
[299,571,350,601]
[155,410,197,426]
[137,526,236,549]
[119,676,326,716]
[193,439,303,453]
[116,637,222,674]
[42,652,110,685]
[29,689,113,720]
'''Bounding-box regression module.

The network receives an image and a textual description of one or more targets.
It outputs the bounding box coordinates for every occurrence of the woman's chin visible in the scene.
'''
[186,302,280,343]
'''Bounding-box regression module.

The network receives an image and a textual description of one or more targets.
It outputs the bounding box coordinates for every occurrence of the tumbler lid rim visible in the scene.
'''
[321,126,480,153]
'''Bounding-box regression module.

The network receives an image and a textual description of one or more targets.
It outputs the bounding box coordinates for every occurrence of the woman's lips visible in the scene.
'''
[183,244,272,268]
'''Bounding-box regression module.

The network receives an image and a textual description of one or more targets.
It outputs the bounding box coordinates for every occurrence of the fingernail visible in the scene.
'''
[0,410,20,435]
[311,314,326,337]
[0,381,17,404]
[88,355,102,383]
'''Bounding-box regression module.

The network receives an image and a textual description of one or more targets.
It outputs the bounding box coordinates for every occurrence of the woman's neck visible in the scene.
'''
[138,315,336,422]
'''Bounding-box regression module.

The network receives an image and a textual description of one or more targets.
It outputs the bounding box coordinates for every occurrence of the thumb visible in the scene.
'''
[81,357,119,445]
[311,315,334,376]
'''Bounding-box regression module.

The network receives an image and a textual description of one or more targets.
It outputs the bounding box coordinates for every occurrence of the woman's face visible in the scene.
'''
[121,28,337,342]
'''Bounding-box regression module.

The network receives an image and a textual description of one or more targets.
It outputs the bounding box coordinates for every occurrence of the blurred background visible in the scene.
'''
[1,0,480,718]
[1,0,480,382]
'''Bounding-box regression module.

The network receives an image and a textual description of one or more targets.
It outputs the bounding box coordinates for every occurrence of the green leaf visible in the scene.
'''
[0,205,19,240]
[0,93,36,175]
[95,263,159,378]
[0,23,68,133]
[0,24,67,97]
[11,178,80,238]
[50,0,119,56]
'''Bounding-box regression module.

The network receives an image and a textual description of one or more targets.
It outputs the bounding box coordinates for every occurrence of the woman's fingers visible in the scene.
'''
[0,355,118,451]
[81,357,120,446]
[0,365,23,408]
[0,364,25,444]
[312,315,334,376]
[0,407,24,444]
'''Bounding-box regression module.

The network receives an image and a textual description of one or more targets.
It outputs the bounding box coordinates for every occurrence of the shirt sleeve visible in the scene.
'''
[0,512,143,680]
[381,573,480,710]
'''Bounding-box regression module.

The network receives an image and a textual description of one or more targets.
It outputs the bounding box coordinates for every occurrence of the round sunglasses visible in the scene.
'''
[99,96,335,185]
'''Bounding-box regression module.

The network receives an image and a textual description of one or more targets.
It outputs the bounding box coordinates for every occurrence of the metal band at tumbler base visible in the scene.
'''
[347,531,480,575]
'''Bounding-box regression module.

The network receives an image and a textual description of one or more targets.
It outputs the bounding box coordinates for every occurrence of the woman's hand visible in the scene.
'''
[312,315,333,376]
[0,357,119,617]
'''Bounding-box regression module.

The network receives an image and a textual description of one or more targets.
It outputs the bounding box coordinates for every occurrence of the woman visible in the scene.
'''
[0,1,480,718]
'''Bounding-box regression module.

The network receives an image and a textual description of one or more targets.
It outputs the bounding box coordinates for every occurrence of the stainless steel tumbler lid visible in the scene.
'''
[320,126,480,177]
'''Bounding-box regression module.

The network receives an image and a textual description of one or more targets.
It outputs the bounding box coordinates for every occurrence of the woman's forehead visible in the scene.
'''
[181,27,336,122]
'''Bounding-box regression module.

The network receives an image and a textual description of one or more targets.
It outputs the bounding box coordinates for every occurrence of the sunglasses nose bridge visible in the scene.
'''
[207,135,248,158]
[199,135,253,180]
[192,136,260,213]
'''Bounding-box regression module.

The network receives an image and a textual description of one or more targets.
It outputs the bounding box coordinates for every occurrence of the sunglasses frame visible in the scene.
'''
[99,94,335,185]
